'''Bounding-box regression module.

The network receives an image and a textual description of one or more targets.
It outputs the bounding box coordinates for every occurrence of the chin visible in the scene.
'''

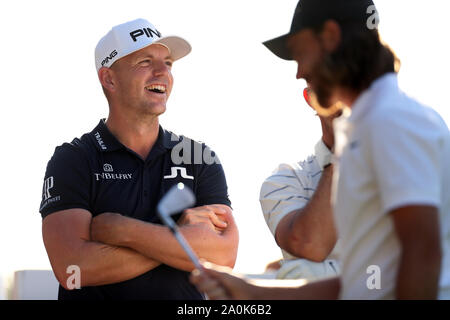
[142,104,166,116]
[317,95,332,109]
[314,84,334,109]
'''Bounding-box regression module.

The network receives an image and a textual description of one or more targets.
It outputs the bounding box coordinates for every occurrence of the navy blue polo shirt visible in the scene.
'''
[39,119,231,300]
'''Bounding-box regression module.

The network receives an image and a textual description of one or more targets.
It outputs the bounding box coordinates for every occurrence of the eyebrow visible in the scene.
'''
[137,54,173,60]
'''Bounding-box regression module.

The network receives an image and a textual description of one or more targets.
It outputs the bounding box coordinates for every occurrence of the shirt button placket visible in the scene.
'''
[142,164,148,198]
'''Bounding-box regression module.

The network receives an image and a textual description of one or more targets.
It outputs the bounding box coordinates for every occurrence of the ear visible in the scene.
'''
[98,67,116,93]
[320,20,342,52]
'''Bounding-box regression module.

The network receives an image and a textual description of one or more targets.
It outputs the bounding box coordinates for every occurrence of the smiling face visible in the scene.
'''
[104,43,174,118]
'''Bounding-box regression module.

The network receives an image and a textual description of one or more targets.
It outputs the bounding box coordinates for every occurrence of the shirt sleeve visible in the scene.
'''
[369,111,443,213]
[259,161,318,235]
[195,145,231,208]
[39,143,92,219]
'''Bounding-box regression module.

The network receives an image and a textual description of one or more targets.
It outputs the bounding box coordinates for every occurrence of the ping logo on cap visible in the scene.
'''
[101,49,118,67]
[95,18,191,71]
[130,27,161,42]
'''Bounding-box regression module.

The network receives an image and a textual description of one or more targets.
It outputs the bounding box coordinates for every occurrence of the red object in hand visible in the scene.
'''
[303,87,311,106]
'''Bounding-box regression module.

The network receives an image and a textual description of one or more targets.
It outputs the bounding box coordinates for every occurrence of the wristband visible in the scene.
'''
[314,139,333,169]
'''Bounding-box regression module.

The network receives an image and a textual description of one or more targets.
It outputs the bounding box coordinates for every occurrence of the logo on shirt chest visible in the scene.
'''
[164,166,194,180]
[94,163,133,181]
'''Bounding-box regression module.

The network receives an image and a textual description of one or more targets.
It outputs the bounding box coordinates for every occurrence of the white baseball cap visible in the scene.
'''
[95,18,191,71]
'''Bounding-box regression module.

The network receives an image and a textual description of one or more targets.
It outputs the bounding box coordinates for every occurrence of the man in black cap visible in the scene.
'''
[190,0,450,299]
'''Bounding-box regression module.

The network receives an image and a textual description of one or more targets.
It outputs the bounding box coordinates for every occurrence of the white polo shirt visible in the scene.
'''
[260,140,340,281]
[333,73,450,299]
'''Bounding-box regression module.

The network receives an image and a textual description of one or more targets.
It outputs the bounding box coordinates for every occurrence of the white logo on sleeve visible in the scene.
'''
[164,167,194,180]
[43,176,54,201]
[40,176,61,210]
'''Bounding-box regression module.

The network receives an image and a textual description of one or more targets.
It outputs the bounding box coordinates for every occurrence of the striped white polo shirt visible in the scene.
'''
[260,139,340,281]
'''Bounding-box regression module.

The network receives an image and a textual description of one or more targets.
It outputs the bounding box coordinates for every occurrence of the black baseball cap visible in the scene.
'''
[263,0,376,60]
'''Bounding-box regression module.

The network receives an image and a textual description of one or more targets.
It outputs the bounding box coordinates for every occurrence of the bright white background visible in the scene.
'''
[0,0,449,295]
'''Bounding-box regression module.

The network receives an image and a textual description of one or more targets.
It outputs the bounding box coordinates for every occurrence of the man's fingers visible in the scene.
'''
[182,206,229,229]
[183,212,224,229]
[199,262,238,291]
[209,204,232,215]
[202,261,233,274]
[206,286,229,300]
[190,261,232,285]
[190,266,232,300]
[188,204,232,216]
[208,211,228,228]
[198,262,257,300]
[203,205,226,214]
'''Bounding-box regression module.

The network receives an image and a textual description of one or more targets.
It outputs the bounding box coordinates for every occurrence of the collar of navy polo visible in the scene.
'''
[89,119,180,153]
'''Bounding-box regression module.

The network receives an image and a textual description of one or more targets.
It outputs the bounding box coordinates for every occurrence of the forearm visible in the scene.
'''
[396,248,441,299]
[118,219,238,272]
[43,209,161,289]
[392,205,442,299]
[52,240,160,288]
[275,165,336,261]
[79,242,161,287]
[253,276,340,300]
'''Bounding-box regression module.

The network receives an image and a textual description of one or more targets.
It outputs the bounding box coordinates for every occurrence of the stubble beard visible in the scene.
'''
[118,93,167,123]
[139,101,166,120]
[310,52,338,109]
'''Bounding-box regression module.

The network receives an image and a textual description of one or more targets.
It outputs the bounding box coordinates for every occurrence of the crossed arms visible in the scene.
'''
[42,204,239,289]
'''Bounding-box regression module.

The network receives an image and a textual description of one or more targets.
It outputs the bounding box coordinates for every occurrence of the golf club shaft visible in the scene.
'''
[171,227,203,270]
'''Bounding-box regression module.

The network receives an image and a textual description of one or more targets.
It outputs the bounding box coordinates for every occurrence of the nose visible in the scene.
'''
[153,59,170,77]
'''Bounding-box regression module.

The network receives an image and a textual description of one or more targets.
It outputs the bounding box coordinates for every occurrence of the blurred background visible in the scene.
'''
[0,0,449,299]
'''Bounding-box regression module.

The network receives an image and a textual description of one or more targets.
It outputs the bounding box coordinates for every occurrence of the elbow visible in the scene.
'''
[51,258,92,290]
[216,253,237,269]
[297,246,330,262]
[52,265,69,290]
[214,231,239,269]
[52,264,78,291]
[280,233,333,262]
[200,246,237,269]
[221,240,239,269]
[224,243,239,268]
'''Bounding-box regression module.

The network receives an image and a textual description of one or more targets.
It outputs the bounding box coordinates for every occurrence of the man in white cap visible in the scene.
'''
[39,18,238,300]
